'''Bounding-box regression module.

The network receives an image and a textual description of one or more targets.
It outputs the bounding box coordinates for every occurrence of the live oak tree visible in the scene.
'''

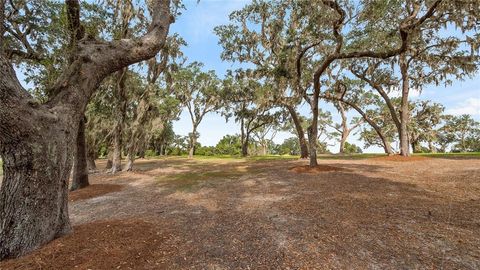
[124,34,185,170]
[84,69,149,172]
[215,134,242,156]
[278,137,301,156]
[297,0,477,163]
[354,98,447,154]
[84,85,117,171]
[222,71,280,157]
[321,82,395,155]
[439,114,480,152]
[252,124,279,156]
[108,0,141,173]
[172,62,222,158]
[350,0,480,156]
[279,110,312,158]
[0,0,174,259]
[2,0,108,190]
[148,121,175,155]
[408,100,445,153]
[214,1,309,159]
[216,0,449,166]
[356,98,398,154]
[331,101,363,154]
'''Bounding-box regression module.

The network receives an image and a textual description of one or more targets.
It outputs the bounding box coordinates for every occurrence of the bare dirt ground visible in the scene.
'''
[1,156,479,269]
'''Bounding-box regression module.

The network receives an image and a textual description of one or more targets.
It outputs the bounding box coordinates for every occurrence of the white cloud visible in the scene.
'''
[446,97,480,116]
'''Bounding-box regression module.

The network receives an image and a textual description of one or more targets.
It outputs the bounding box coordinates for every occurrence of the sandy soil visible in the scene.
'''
[1,156,479,269]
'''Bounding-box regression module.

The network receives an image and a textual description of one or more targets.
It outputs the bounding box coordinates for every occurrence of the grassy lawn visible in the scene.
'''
[1,152,478,180]
[157,170,246,192]
[146,152,480,162]
[415,152,480,159]
[191,152,480,160]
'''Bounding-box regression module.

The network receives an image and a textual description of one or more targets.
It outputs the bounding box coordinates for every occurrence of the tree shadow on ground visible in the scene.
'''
[2,159,479,269]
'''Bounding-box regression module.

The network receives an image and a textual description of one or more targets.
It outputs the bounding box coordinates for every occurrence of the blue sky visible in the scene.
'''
[169,0,480,153]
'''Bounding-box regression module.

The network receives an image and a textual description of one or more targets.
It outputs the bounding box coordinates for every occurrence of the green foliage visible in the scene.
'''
[215,135,242,156]
[343,142,363,154]
[144,149,157,157]
[278,137,300,155]
[439,114,480,152]
[3,1,111,100]
[195,146,216,156]
[149,122,176,155]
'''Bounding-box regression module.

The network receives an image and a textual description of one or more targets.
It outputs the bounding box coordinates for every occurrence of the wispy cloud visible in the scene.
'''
[446,97,480,116]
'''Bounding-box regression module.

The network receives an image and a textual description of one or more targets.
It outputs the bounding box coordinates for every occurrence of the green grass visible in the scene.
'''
[247,155,300,161]
[315,153,387,160]
[157,168,248,192]
[414,152,480,159]
[188,155,240,160]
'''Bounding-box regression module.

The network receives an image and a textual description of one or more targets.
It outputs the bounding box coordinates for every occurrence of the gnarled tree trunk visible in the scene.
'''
[428,141,437,153]
[188,126,198,159]
[71,117,89,191]
[111,69,128,173]
[399,53,410,156]
[0,0,172,259]
[337,102,349,154]
[349,102,393,155]
[105,144,113,170]
[241,139,249,157]
[307,95,319,167]
[86,144,97,171]
[241,123,250,157]
[0,57,77,259]
[286,105,309,159]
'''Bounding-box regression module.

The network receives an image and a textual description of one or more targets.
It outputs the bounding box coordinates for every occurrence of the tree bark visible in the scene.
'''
[286,105,309,159]
[428,141,436,153]
[0,0,172,259]
[321,94,395,155]
[125,154,134,171]
[111,69,128,173]
[261,143,267,155]
[71,117,89,191]
[411,141,419,153]
[159,144,164,156]
[87,152,97,171]
[339,130,350,154]
[188,126,197,159]
[86,141,97,171]
[105,147,113,170]
[350,72,402,155]
[399,53,411,156]
[337,102,348,154]
[241,126,250,157]
[0,58,74,259]
[307,95,319,167]
[241,138,249,157]
[111,128,122,172]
